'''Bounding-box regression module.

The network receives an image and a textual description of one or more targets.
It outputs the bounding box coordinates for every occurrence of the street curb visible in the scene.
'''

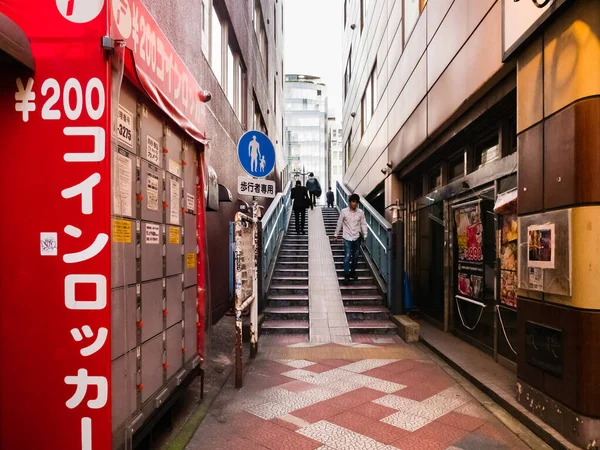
[162,365,234,450]
[419,337,567,450]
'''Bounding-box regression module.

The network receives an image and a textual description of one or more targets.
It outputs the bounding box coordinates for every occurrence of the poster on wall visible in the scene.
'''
[457,263,484,300]
[455,202,483,262]
[500,214,518,308]
[528,224,555,269]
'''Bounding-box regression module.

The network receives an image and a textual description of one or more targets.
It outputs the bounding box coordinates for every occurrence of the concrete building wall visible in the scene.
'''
[143,0,284,323]
[342,0,508,196]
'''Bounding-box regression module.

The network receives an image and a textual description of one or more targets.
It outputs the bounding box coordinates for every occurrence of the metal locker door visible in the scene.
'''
[184,286,197,362]
[141,279,164,343]
[164,125,183,179]
[112,218,137,288]
[139,102,163,167]
[117,84,138,154]
[140,220,163,282]
[140,334,164,404]
[182,142,197,214]
[166,275,183,327]
[111,353,137,432]
[112,148,136,219]
[184,213,197,288]
[166,225,182,277]
[166,324,183,379]
[140,160,163,224]
[166,173,182,226]
[111,286,137,360]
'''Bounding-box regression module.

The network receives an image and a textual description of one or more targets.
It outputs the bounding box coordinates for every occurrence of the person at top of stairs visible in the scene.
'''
[326,187,334,208]
[333,193,368,284]
[290,180,310,235]
[305,173,321,210]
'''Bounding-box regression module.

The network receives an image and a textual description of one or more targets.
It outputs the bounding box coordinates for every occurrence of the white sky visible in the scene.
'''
[284,0,344,120]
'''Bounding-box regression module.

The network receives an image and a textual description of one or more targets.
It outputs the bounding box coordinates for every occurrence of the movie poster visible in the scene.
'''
[457,263,484,300]
[528,224,555,269]
[500,214,518,308]
[455,203,483,262]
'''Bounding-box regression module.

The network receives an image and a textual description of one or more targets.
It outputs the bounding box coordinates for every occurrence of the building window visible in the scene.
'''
[449,152,466,181]
[428,166,442,191]
[227,45,235,106]
[404,0,426,44]
[201,0,209,58]
[254,0,269,75]
[211,5,223,85]
[274,5,277,46]
[274,76,277,116]
[344,48,352,98]
[237,61,247,126]
[345,128,352,167]
[344,0,348,27]
[360,0,365,32]
[361,62,377,133]
[474,134,500,169]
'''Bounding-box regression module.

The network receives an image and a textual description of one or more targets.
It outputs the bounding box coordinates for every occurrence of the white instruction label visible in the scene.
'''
[186,193,195,212]
[169,159,181,178]
[145,223,160,244]
[113,151,133,217]
[170,178,180,225]
[146,135,161,166]
[117,106,134,149]
[147,173,159,211]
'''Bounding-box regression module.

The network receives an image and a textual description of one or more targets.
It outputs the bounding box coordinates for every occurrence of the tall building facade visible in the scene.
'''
[328,119,344,190]
[342,0,600,447]
[285,74,329,189]
[200,0,285,322]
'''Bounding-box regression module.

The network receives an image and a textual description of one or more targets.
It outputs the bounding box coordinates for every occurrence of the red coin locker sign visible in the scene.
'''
[0,1,112,449]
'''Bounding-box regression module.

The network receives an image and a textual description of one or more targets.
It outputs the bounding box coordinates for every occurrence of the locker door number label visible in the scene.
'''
[145,223,160,244]
[186,193,195,212]
[112,219,132,243]
[186,253,196,268]
[169,226,180,244]
[117,106,134,149]
[147,173,159,211]
[146,135,160,165]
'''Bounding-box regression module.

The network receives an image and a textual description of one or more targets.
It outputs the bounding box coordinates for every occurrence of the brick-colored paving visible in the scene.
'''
[186,335,533,450]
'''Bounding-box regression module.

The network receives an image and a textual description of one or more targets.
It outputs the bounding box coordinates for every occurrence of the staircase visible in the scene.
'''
[262,216,310,333]
[321,207,396,334]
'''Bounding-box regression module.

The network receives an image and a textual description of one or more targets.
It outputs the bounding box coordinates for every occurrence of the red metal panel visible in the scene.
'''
[0,1,111,449]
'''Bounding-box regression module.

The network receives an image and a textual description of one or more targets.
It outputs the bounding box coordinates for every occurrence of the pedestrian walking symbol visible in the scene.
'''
[238,131,275,178]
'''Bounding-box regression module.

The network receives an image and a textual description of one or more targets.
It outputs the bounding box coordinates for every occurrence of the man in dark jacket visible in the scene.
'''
[305,173,321,210]
[326,187,334,208]
[290,180,310,234]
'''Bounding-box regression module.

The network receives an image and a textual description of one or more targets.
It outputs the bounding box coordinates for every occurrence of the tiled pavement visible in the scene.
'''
[186,334,543,450]
[308,208,351,344]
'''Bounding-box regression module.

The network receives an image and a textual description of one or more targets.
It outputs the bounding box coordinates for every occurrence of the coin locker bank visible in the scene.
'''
[0,2,208,449]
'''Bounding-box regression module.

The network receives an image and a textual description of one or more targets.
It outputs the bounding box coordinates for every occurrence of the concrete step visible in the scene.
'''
[341,295,386,306]
[269,285,309,296]
[337,276,373,282]
[279,256,310,263]
[261,320,309,334]
[274,269,308,277]
[348,320,397,334]
[344,306,390,321]
[264,306,309,321]
[280,250,309,255]
[267,295,309,307]
[272,276,309,286]
[277,262,309,270]
[281,244,309,250]
[339,284,379,294]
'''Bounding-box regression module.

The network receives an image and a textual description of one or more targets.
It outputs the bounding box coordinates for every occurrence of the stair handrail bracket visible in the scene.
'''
[335,181,393,308]
[262,181,292,290]
[233,206,260,389]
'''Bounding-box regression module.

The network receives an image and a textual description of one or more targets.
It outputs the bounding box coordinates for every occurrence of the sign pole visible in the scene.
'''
[251,196,259,358]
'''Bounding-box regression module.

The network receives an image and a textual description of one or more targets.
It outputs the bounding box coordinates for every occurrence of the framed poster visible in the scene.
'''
[455,202,483,262]
[528,224,555,269]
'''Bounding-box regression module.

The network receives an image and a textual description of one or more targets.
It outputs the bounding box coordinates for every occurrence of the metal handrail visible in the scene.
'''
[335,181,392,308]
[262,180,292,280]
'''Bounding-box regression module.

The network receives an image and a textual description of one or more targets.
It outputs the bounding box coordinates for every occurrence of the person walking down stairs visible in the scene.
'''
[305,173,321,210]
[326,187,334,208]
[333,193,368,284]
[290,180,310,235]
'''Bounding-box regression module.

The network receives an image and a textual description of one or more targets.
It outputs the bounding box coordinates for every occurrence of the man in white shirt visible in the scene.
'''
[333,194,368,283]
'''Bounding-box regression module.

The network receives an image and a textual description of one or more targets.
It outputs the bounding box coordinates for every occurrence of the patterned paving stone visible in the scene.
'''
[246,401,295,420]
[409,420,469,448]
[247,421,323,450]
[297,421,387,450]
[292,402,346,424]
[328,411,409,444]
[390,434,447,450]
[351,401,399,420]
[277,360,318,369]
[381,411,431,431]
[437,411,486,432]
[341,359,399,373]
[325,387,385,410]
[280,380,318,393]
[374,394,422,411]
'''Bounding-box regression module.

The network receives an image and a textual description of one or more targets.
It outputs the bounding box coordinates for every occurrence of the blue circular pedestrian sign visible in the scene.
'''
[237,130,275,178]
